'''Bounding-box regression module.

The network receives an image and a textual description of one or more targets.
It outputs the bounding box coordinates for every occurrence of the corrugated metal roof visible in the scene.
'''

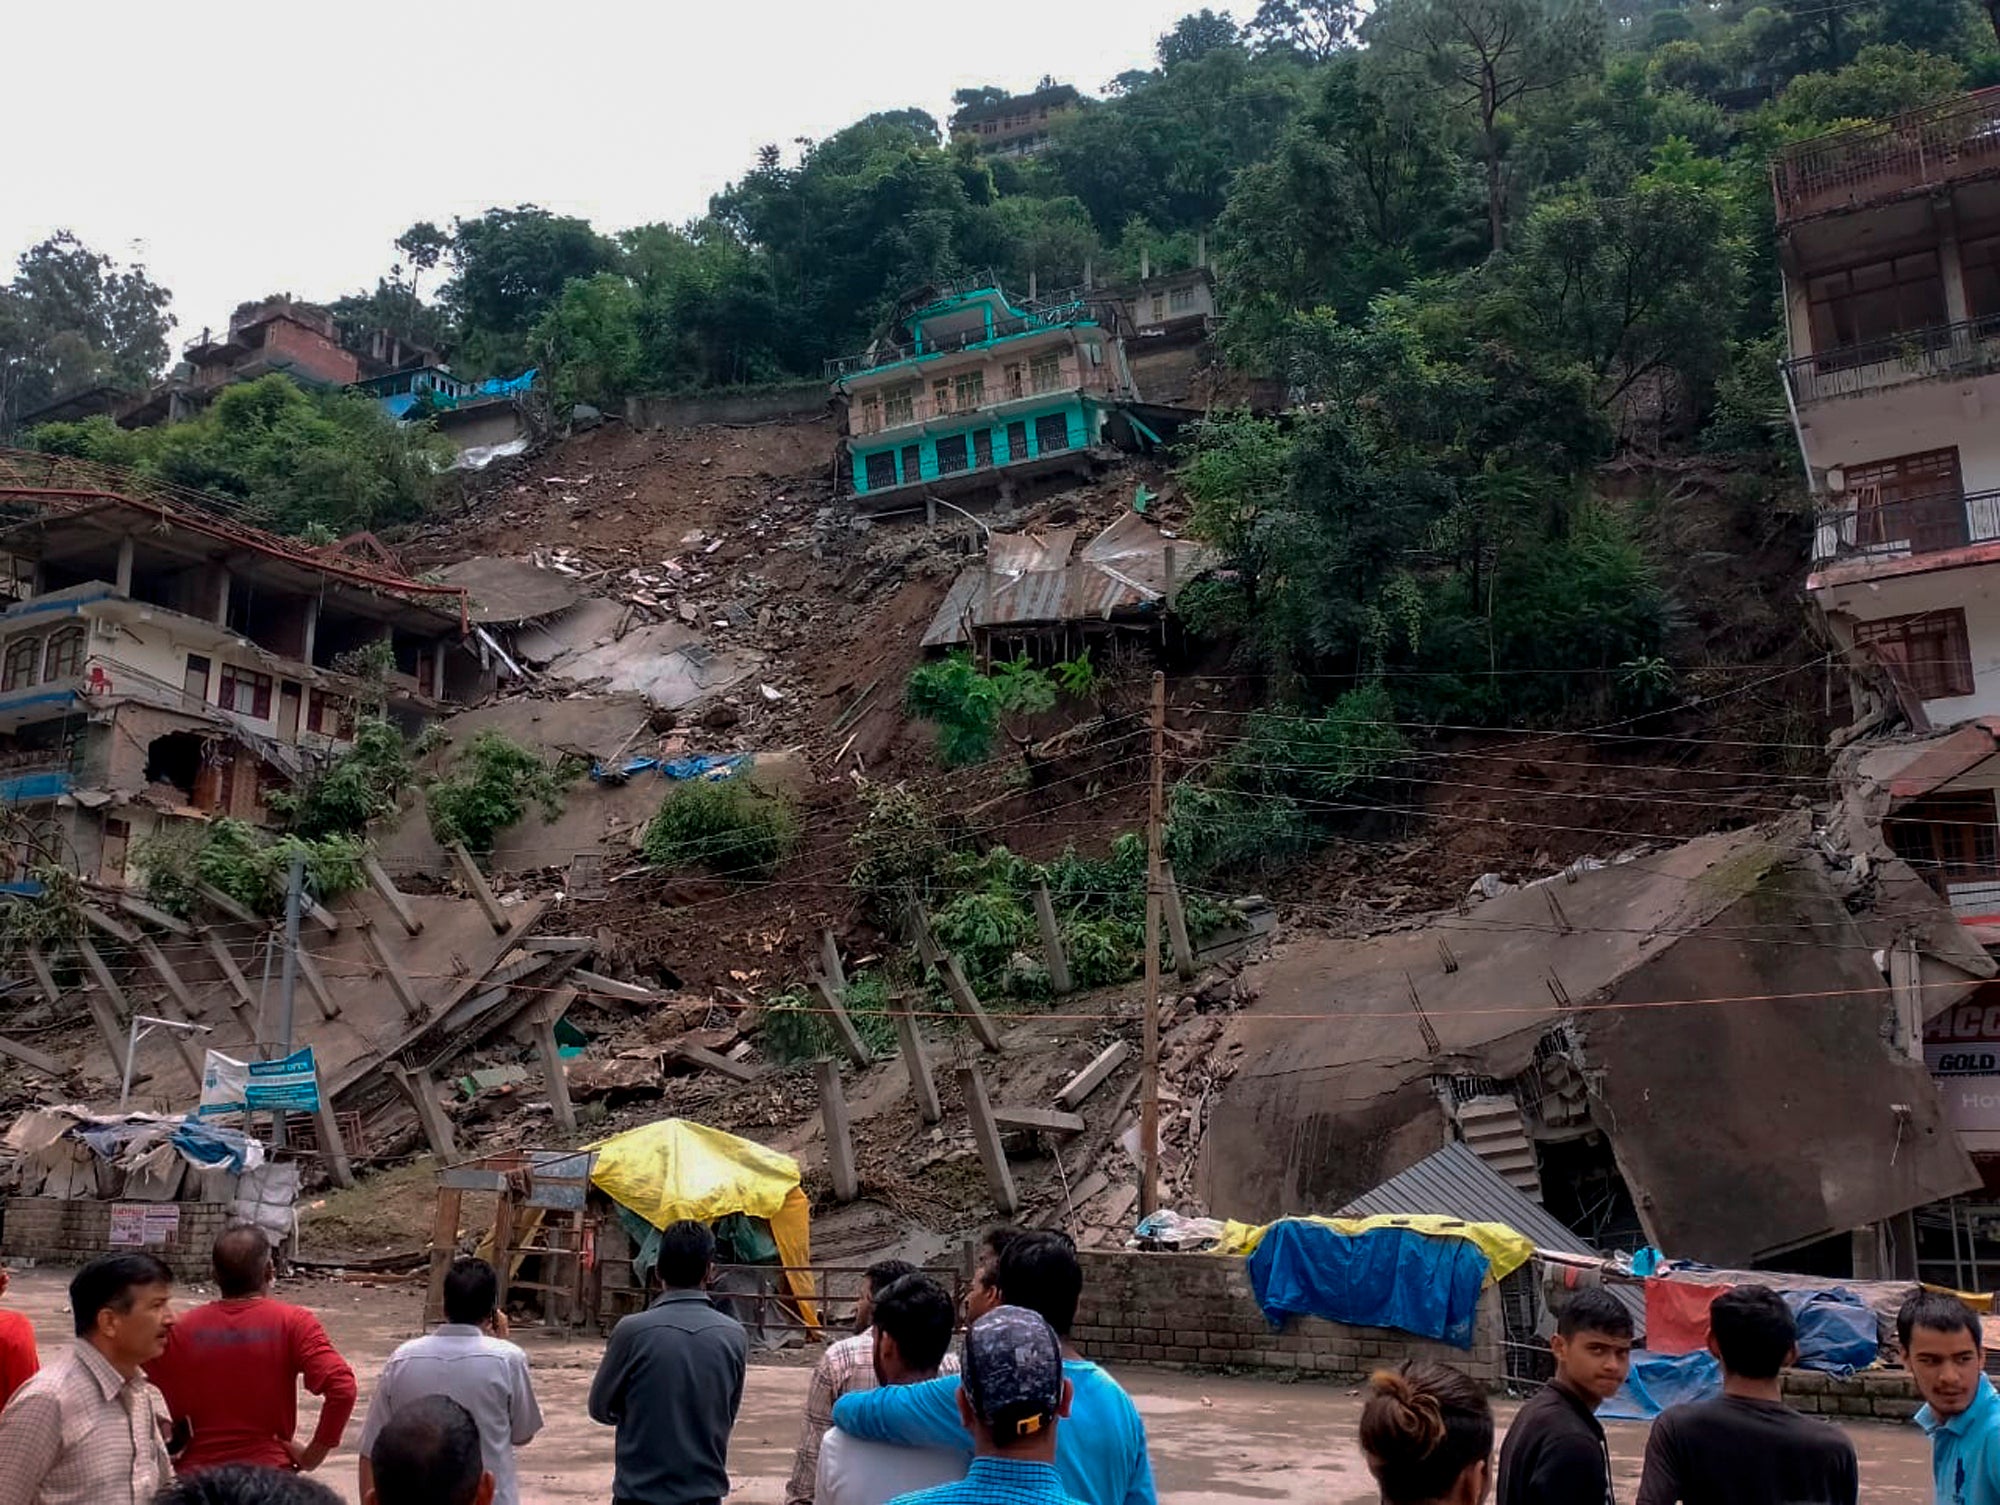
[1339,1140,1645,1330]
[1340,1141,1593,1253]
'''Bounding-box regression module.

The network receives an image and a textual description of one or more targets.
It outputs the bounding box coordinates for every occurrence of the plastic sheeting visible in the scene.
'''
[1645,1278,1730,1355]
[1786,1288,1878,1375]
[1245,1220,1490,1348]
[1222,1213,1534,1284]
[1601,1349,1722,1421]
[589,1119,817,1326]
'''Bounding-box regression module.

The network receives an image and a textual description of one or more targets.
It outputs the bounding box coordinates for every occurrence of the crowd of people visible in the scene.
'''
[0,1219,1992,1505]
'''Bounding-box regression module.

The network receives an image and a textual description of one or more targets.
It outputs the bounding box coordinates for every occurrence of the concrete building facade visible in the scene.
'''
[829,280,1135,511]
[0,452,475,885]
[949,84,1080,158]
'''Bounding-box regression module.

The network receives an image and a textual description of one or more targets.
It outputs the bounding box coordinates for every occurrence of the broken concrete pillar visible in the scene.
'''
[817,1060,858,1203]
[529,998,577,1136]
[1033,881,1072,995]
[449,843,510,932]
[386,1062,457,1158]
[813,976,874,1068]
[361,921,426,1022]
[1161,860,1196,981]
[1057,1040,1130,1110]
[959,1065,1020,1215]
[364,855,424,937]
[820,930,846,993]
[311,1069,355,1189]
[32,946,125,1068]
[894,999,940,1124]
[115,535,134,596]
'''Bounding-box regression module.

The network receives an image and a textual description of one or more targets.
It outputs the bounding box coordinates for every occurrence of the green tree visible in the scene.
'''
[425,731,568,854]
[0,232,174,429]
[1247,0,1360,58]
[1158,9,1245,66]
[1375,0,1606,251]
[442,206,617,373]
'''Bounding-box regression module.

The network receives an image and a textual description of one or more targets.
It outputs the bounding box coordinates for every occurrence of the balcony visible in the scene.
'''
[1813,489,2000,567]
[849,363,1085,437]
[1773,87,2000,227]
[1781,316,2000,407]
[826,301,1092,378]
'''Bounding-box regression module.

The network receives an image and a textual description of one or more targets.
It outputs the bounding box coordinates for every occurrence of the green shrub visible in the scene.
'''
[425,732,568,853]
[759,970,895,1063]
[904,652,1090,767]
[133,817,366,918]
[267,717,414,837]
[848,783,950,913]
[642,778,798,878]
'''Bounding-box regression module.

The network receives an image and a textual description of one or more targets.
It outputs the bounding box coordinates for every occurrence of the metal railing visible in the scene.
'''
[1773,87,2000,225]
[825,302,1096,377]
[849,365,1084,435]
[1812,488,2000,565]
[1781,315,2000,406]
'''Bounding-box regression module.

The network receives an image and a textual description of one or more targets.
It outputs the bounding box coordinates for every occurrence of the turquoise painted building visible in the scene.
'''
[831,281,1131,505]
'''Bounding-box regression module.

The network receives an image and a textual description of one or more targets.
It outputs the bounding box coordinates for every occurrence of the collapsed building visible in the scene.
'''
[0,450,477,884]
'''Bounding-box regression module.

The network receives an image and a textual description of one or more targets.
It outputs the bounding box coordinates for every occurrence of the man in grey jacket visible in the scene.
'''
[588,1220,748,1505]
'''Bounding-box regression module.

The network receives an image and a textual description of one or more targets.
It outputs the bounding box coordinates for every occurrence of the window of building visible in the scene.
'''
[901,444,923,483]
[1847,448,1965,552]
[883,386,916,426]
[1,637,37,692]
[933,378,953,414]
[1965,234,2000,321]
[1888,790,2000,884]
[1807,250,1948,353]
[41,627,83,682]
[1150,294,1166,323]
[1004,363,1025,400]
[865,450,899,490]
[1851,610,1975,700]
[1006,421,1028,460]
[973,430,994,468]
[1170,284,1196,313]
[953,371,986,412]
[306,689,354,738]
[858,395,882,435]
[218,665,274,719]
[1030,351,1065,393]
[983,121,997,135]
[935,434,971,474]
[1036,413,1072,452]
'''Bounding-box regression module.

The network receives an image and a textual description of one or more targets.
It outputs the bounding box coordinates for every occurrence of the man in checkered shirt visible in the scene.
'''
[0,1252,177,1505]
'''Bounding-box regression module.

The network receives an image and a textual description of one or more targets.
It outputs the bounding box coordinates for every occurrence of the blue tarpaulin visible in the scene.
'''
[1601,1349,1721,1420]
[1785,1287,1878,1374]
[1244,1219,1490,1348]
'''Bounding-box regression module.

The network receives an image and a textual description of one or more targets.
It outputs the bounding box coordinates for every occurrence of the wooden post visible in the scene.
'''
[894,998,940,1124]
[360,921,427,1021]
[1160,860,1196,981]
[812,976,874,1067]
[35,944,125,1068]
[310,1068,354,1188]
[387,1062,458,1158]
[529,992,578,1136]
[820,930,847,993]
[449,843,510,932]
[364,855,425,936]
[816,1059,859,1202]
[959,1065,1020,1215]
[425,1185,463,1325]
[1140,670,1164,1219]
[1032,881,1072,995]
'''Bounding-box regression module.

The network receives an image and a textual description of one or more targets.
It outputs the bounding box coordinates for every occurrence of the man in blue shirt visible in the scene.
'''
[887,1305,1086,1505]
[833,1233,1155,1505]
[1906,1290,2000,1505]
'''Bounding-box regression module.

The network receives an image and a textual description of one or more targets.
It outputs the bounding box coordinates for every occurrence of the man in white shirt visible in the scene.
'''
[817,1273,965,1505]
[358,1259,542,1505]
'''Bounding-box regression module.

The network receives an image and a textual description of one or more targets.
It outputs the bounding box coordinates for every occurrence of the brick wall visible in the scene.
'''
[1783,1368,1920,1421]
[1071,1250,1504,1385]
[1,1199,232,1282]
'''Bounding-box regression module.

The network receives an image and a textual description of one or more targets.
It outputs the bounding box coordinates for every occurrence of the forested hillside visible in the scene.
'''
[6,0,1993,734]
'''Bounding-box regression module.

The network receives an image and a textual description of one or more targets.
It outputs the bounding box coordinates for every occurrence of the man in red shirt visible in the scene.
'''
[147,1224,356,1474]
[0,1265,40,1409]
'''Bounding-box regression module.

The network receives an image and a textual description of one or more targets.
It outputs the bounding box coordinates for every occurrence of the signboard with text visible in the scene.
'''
[1927,993,2000,1133]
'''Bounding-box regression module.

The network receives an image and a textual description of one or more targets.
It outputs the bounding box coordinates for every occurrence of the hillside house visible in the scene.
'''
[0,452,475,887]
[829,279,1136,513]
[949,84,1081,158]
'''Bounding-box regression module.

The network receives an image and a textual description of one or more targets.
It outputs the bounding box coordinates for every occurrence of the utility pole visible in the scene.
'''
[1140,670,1164,1218]
[273,849,305,1150]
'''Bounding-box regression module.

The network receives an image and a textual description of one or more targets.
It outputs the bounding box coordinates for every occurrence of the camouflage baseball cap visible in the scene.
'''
[963,1304,1064,1441]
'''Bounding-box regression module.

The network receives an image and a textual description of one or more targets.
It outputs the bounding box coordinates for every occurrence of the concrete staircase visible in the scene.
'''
[1454,1095,1543,1202]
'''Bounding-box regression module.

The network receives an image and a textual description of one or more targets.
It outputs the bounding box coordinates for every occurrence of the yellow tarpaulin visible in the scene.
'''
[589,1118,818,1327]
[1218,1214,1535,1284]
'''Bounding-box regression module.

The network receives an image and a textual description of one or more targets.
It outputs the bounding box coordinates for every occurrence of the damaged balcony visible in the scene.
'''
[1812,488,2000,568]
[1773,88,2000,228]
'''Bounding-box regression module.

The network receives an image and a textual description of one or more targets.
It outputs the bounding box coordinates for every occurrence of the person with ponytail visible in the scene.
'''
[1359,1362,1496,1505]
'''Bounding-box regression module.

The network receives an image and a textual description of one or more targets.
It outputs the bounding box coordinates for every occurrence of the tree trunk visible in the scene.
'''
[1485,148,1506,253]
[1988,0,2000,47]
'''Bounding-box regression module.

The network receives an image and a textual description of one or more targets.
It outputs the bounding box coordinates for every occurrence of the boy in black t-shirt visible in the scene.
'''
[1498,1287,1634,1505]
[1635,1285,1857,1505]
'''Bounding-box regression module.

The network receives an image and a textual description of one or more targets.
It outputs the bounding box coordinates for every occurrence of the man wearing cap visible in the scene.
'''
[886,1306,1086,1505]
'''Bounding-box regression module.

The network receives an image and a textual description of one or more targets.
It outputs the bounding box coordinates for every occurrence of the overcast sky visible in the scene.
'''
[8,0,1246,342]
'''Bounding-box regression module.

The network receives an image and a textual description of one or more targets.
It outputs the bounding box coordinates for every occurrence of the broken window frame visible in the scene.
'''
[1888,790,2000,885]
[953,370,986,413]
[882,386,916,427]
[1029,351,1065,394]
[1852,609,1976,700]
[218,664,274,720]
[1035,412,1072,453]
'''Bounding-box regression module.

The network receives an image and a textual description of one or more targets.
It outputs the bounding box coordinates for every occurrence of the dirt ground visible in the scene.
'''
[0,1268,1935,1503]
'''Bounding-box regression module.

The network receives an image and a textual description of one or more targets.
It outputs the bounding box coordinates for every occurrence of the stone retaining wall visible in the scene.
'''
[1071,1249,1504,1384]
[0,1198,229,1282]
[1783,1368,1921,1422]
